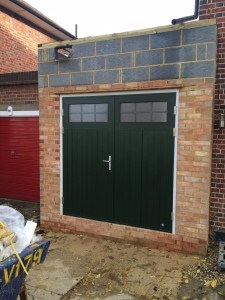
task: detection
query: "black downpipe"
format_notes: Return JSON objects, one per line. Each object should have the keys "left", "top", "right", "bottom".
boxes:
{"left": 171, "top": 0, "right": 199, "bottom": 25}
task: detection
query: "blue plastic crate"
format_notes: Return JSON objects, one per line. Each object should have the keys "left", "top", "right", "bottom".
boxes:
{"left": 0, "top": 239, "right": 50, "bottom": 300}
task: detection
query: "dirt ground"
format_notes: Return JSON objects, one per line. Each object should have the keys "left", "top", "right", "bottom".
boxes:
{"left": 33, "top": 230, "right": 196, "bottom": 299}
{"left": 1, "top": 199, "right": 225, "bottom": 299}
{"left": 28, "top": 230, "right": 225, "bottom": 300}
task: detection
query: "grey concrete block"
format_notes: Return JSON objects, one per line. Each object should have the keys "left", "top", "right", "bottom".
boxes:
{"left": 122, "top": 35, "right": 149, "bottom": 52}
{"left": 95, "top": 70, "right": 119, "bottom": 84}
{"left": 96, "top": 39, "right": 121, "bottom": 55}
{"left": 38, "top": 76, "right": 49, "bottom": 88}
{"left": 59, "top": 59, "right": 81, "bottom": 73}
{"left": 136, "top": 49, "right": 163, "bottom": 66}
{"left": 48, "top": 48, "right": 55, "bottom": 61}
{"left": 39, "top": 62, "right": 58, "bottom": 75}
{"left": 38, "top": 79, "right": 42, "bottom": 88}
{"left": 150, "top": 64, "right": 179, "bottom": 80}
{"left": 38, "top": 50, "right": 42, "bottom": 63}
{"left": 197, "top": 44, "right": 206, "bottom": 60}
{"left": 106, "top": 53, "right": 132, "bottom": 69}
{"left": 207, "top": 43, "right": 217, "bottom": 59}
{"left": 71, "top": 72, "right": 93, "bottom": 85}
{"left": 71, "top": 42, "right": 95, "bottom": 58}
{"left": 151, "top": 30, "right": 180, "bottom": 49}
{"left": 122, "top": 67, "right": 149, "bottom": 82}
{"left": 42, "top": 49, "right": 49, "bottom": 63}
{"left": 49, "top": 44, "right": 94, "bottom": 60}
{"left": 82, "top": 56, "right": 105, "bottom": 71}
{"left": 165, "top": 46, "right": 196, "bottom": 63}
{"left": 49, "top": 74, "right": 70, "bottom": 87}
{"left": 181, "top": 61, "right": 215, "bottom": 78}
{"left": 182, "top": 25, "right": 217, "bottom": 45}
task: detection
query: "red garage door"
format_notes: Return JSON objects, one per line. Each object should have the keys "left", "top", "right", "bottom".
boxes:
{"left": 0, "top": 117, "right": 40, "bottom": 202}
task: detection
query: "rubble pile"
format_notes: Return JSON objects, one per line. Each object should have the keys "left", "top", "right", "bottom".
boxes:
{"left": 0, "top": 205, "right": 38, "bottom": 262}
{"left": 183, "top": 239, "right": 225, "bottom": 288}
{"left": 0, "top": 221, "right": 16, "bottom": 261}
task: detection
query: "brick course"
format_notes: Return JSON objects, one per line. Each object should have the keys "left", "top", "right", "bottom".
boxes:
{"left": 199, "top": 0, "right": 225, "bottom": 232}
{"left": 0, "top": 6, "right": 56, "bottom": 74}
{"left": 0, "top": 84, "right": 38, "bottom": 109}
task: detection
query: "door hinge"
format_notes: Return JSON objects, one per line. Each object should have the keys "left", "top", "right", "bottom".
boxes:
{"left": 62, "top": 197, "right": 64, "bottom": 204}
{"left": 61, "top": 127, "right": 64, "bottom": 134}
{"left": 173, "top": 128, "right": 177, "bottom": 137}
{"left": 171, "top": 212, "right": 174, "bottom": 221}
{"left": 61, "top": 109, "right": 64, "bottom": 116}
{"left": 174, "top": 106, "right": 177, "bottom": 115}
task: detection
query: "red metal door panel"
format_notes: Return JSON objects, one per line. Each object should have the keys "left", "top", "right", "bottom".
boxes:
{"left": 0, "top": 117, "right": 40, "bottom": 202}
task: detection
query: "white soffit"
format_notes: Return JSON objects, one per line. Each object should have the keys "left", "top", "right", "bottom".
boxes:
{"left": 1, "top": 0, "right": 75, "bottom": 40}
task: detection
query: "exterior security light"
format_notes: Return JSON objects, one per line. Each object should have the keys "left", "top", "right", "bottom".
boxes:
{"left": 55, "top": 45, "right": 72, "bottom": 60}
{"left": 7, "top": 106, "right": 13, "bottom": 116}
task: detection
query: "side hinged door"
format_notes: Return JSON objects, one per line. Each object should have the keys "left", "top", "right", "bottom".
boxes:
{"left": 114, "top": 93, "right": 176, "bottom": 232}
{"left": 63, "top": 96, "right": 115, "bottom": 222}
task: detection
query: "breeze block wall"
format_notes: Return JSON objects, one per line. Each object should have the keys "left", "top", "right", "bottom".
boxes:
{"left": 199, "top": 0, "right": 225, "bottom": 232}
{"left": 38, "top": 20, "right": 217, "bottom": 255}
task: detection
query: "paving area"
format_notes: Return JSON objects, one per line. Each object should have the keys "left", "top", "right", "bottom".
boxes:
{"left": 25, "top": 231, "right": 225, "bottom": 300}
{"left": 26, "top": 230, "right": 195, "bottom": 300}
{"left": 1, "top": 199, "right": 225, "bottom": 299}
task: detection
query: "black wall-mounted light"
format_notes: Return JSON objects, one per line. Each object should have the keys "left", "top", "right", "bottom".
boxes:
{"left": 55, "top": 45, "right": 72, "bottom": 60}
{"left": 219, "top": 114, "right": 225, "bottom": 128}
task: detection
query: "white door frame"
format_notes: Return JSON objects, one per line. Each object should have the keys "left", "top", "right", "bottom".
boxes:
{"left": 60, "top": 89, "right": 179, "bottom": 234}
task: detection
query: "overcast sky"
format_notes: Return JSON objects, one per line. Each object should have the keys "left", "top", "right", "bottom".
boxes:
{"left": 26, "top": 0, "right": 196, "bottom": 38}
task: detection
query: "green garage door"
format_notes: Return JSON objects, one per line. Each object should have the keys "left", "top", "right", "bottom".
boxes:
{"left": 63, "top": 93, "right": 176, "bottom": 232}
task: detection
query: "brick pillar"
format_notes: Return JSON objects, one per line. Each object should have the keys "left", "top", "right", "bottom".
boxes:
{"left": 199, "top": 0, "right": 225, "bottom": 231}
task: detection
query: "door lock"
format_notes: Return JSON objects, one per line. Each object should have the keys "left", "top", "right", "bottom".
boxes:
{"left": 102, "top": 155, "right": 111, "bottom": 171}
{"left": 10, "top": 151, "right": 15, "bottom": 157}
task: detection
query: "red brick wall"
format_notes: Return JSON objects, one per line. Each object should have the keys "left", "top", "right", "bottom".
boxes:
{"left": 0, "top": 84, "right": 38, "bottom": 106}
{"left": 0, "top": 7, "right": 56, "bottom": 73}
{"left": 38, "top": 78, "right": 214, "bottom": 255}
{"left": 199, "top": 0, "right": 225, "bottom": 231}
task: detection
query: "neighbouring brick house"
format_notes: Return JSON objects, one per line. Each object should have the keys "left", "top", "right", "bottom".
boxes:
{"left": 199, "top": 0, "right": 225, "bottom": 233}
{"left": 38, "top": 18, "right": 217, "bottom": 255}
{"left": 0, "top": 0, "right": 74, "bottom": 203}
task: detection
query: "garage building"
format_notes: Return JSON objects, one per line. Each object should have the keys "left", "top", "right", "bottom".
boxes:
{"left": 38, "top": 19, "right": 216, "bottom": 254}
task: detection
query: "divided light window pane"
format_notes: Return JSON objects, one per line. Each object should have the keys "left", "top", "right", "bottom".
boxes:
{"left": 120, "top": 102, "right": 167, "bottom": 123}
{"left": 69, "top": 104, "right": 108, "bottom": 123}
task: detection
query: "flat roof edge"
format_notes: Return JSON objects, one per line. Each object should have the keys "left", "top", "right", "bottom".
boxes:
{"left": 38, "top": 19, "right": 216, "bottom": 49}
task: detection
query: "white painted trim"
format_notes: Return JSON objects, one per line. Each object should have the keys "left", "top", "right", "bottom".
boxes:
{"left": 60, "top": 98, "right": 63, "bottom": 215}
{"left": 172, "top": 91, "right": 179, "bottom": 235}
{"left": 60, "top": 89, "right": 179, "bottom": 233}
{"left": 0, "top": 111, "right": 39, "bottom": 117}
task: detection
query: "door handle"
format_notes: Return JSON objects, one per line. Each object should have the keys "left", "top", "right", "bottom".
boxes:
{"left": 102, "top": 155, "right": 111, "bottom": 171}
